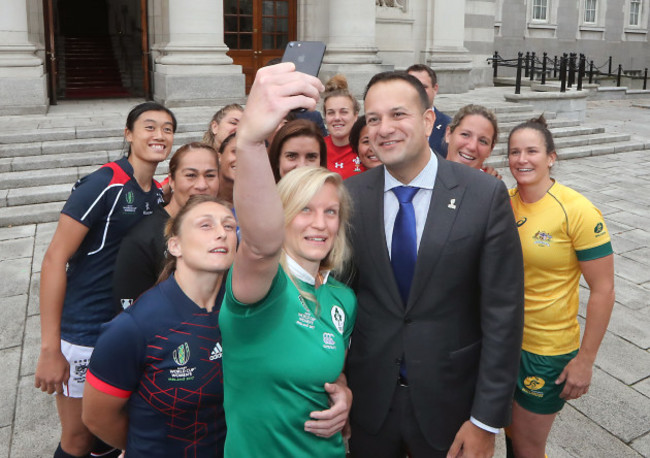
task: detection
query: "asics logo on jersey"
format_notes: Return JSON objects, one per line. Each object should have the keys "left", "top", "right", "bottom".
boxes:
{"left": 516, "top": 217, "right": 527, "bottom": 227}
{"left": 210, "top": 342, "right": 223, "bottom": 360}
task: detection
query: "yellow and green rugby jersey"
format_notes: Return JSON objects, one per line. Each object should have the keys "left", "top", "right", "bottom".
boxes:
{"left": 509, "top": 181, "right": 612, "bottom": 356}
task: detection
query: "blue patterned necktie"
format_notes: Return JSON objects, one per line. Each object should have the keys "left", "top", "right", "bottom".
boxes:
{"left": 391, "top": 186, "right": 419, "bottom": 306}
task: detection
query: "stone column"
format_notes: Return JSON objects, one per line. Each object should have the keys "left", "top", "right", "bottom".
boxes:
{"left": 0, "top": 0, "right": 48, "bottom": 114}
{"left": 423, "top": 0, "right": 472, "bottom": 93}
{"left": 153, "top": 0, "right": 245, "bottom": 107}
{"left": 319, "top": 0, "right": 392, "bottom": 97}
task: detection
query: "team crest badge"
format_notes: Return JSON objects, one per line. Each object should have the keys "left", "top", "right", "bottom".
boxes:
{"left": 523, "top": 376, "right": 545, "bottom": 391}
{"left": 331, "top": 305, "right": 345, "bottom": 335}
{"left": 173, "top": 342, "right": 191, "bottom": 366}
{"left": 533, "top": 230, "right": 552, "bottom": 247}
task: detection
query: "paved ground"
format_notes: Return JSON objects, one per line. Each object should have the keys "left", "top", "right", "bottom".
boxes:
{"left": 1, "top": 90, "right": 649, "bottom": 457}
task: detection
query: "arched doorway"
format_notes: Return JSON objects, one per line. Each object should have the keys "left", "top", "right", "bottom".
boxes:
{"left": 224, "top": 0, "right": 297, "bottom": 93}
{"left": 43, "top": 0, "right": 150, "bottom": 101}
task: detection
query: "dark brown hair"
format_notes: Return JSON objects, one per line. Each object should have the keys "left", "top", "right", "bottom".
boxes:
{"left": 168, "top": 142, "right": 220, "bottom": 179}
{"left": 406, "top": 64, "right": 438, "bottom": 87}
{"left": 507, "top": 114, "right": 556, "bottom": 156}
{"left": 349, "top": 115, "right": 367, "bottom": 155}
{"left": 157, "top": 195, "right": 233, "bottom": 284}
{"left": 268, "top": 119, "right": 327, "bottom": 182}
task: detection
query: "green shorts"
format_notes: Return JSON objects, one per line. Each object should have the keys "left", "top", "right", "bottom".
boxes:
{"left": 514, "top": 349, "right": 579, "bottom": 415}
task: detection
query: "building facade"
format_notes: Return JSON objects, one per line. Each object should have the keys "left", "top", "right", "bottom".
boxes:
{"left": 495, "top": 0, "right": 650, "bottom": 82}
{"left": 1, "top": 0, "right": 647, "bottom": 115}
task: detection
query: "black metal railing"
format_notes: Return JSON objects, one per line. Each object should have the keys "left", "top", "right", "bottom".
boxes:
{"left": 488, "top": 51, "right": 649, "bottom": 93}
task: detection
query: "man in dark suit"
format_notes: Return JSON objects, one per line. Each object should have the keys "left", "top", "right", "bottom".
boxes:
{"left": 407, "top": 64, "right": 452, "bottom": 158}
{"left": 344, "top": 71, "right": 524, "bottom": 457}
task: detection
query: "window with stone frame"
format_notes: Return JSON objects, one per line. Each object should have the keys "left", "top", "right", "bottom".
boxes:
{"left": 584, "top": 0, "right": 597, "bottom": 23}
{"left": 532, "top": 0, "right": 549, "bottom": 21}
{"left": 629, "top": 0, "right": 642, "bottom": 25}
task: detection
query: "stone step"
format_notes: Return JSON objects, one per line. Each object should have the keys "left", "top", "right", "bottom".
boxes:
{"left": 0, "top": 131, "right": 203, "bottom": 159}
{"left": 0, "top": 162, "right": 171, "bottom": 190}
{"left": 0, "top": 201, "right": 64, "bottom": 227}
{"left": 498, "top": 118, "right": 580, "bottom": 131}
{"left": 491, "top": 132, "right": 631, "bottom": 156}
{"left": 496, "top": 125, "right": 605, "bottom": 143}
{"left": 0, "top": 121, "right": 207, "bottom": 145}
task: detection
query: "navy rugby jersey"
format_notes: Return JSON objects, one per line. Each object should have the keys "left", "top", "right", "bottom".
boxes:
{"left": 60, "top": 157, "right": 162, "bottom": 346}
{"left": 87, "top": 276, "right": 227, "bottom": 458}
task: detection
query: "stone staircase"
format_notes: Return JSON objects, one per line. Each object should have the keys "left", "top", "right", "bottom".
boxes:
{"left": 0, "top": 97, "right": 648, "bottom": 227}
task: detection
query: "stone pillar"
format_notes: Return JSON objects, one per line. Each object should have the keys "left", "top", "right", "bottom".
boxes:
{"left": 0, "top": 0, "right": 48, "bottom": 114}
{"left": 319, "top": 0, "right": 392, "bottom": 97}
{"left": 424, "top": 0, "right": 472, "bottom": 93}
{"left": 153, "top": 0, "right": 245, "bottom": 107}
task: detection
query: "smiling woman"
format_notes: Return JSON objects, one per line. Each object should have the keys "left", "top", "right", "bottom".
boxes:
{"left": 219, "top": 63, "right": 356, "bottom": 458}
{"left": 323, "top": 74, "right": 364, "bottom": 179}
{"left": 112, "top": 142, "right": 221, "bottom": 311}
{"left": 444, "top": 104, "right": 498, "bottom": 172}
{"left": 34, "top": 102, "right": 177, "bottom": 458}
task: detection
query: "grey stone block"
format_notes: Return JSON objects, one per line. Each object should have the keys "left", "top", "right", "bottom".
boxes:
{"left": 615, "top": 256, "right": 650, "bottom": 284}
{"left": 0, "top": 347, "right": 20, "bottom": 427}
{"left": 569, "top": 367, "right": 650, "bottom": 443}
{"left": 20, "top": 316, "right": 40, "bottom": 378}
{"left": 608, "top": 211, "right": 650, "bottom": 232}
{"left": 622, "top": 247, "right": 650, "bottom": 266}
{"left": 0, "top": 168, "right": 78, "bottom": 189}
{"left": 614, "top": 275, "right": 650, "bottom": 311}
{"left": 548, "top": 405, "right": 642, "bottom": 458}
{"left": 0, "top": 258, "right": 31, "bottom": 298}
{"left": 631, "top": 433, "right": 650, "bottom": 458}
{"left": 0, "top": 238, "right": 33, "bottom": 260}
{"left": 0, "top": 426, "right": 9, "bottom": 458}
{"left": 40, "top": 137, "right": 123, "bottom": 156}
{"left": 0, "top": 128, "right": 76, "bottom": 145}
{"left": 11, "top": 151, "right": 109, "bottom": 172}
{"left": 6, "top": 183, "right": 71, "bottom": 207}
{"left": 0, "top": 159, "right": 11, "bottom": 173}
{"left": 0, "top": 142, "right": 41, "bottom": 159}
{"left": 0, "top": 295, "right": 27, "bottom": 348}
{"left": 0, "top": 202, "right": 64, "bottom": 227}
{"left": 604, "top": 302, "right": 650, "bottom": 350}
{"left": 632, "top": 377, "right": 650, "bottom": 398}
{"left": 0, "top": 225, "right": 35, "bottom": 242}
{"left": 0, "top": 190, "right": 6, "bottom": 208}
{"left": 11, "top": 376, "right": 60, "bottom": 458}
{"left": 611, "top": 232, "right": 646, "bottom": 254}
{"left": 590, "top": 329, "right": 650, "bottom": 385}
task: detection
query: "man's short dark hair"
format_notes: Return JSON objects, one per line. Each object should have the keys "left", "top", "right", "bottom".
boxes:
{"left": 364, "top": 71, "right": 430, "bottom": 112}
{"left": 406, "top": 64, "right": 438, "bottom": 87}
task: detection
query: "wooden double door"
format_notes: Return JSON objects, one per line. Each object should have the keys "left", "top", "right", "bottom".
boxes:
{"left": 225, "top": 0, "right": 297, "bottom": 93}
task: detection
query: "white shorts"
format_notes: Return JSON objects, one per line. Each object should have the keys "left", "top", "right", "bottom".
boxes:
{"left": 60, "top": 339, "right": 94, "bottom": 398}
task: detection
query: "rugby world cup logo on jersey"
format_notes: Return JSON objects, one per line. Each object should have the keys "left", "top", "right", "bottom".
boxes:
{"left": 169, "top": 342, "right": 196, "bottom": 382}
{"left": 173, "top": 342, "right": 190, "bottom": 366}
{"left": 533, "top": 230, "right": 552, "bottom": 247}
{"left": 122, "top": 190, "right": 138, "bottom": 214}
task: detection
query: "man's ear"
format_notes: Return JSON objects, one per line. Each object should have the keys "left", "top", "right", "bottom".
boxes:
{"left": 167, "top": 236, "right": 181, "bottom": 258}
{"left": 424, "top": 108, "right": 436, "bottom": 137}
{"left": 433, "top": 83, "right": 439, "bottom": 98}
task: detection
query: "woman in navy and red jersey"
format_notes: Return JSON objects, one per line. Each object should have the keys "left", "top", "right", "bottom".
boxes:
{"left": 444, "top": 104, "right": 503, "bottom": 179}
{"left": 34, "top": 102, "right": 176, "bottom": 458}
{"left": 83, "top": 195, "right": 237, "bottom": 457}
{"left": 323, "top": 74, "right": 365, "bottom": 179}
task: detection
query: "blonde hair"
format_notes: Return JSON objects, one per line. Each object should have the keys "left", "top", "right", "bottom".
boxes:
{"left": 201, "top": 104, "right": 244, "bottom": 148}
{"left": 323, "top": 74, "right": 360, "bottom": 115}
{"left": 276, "top": 167, "right": 352, "bottom": 313}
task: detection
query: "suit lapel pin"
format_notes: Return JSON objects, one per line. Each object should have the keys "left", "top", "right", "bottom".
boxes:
{"left": 448, "top": 198, "right": 457, "bottom": 210}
